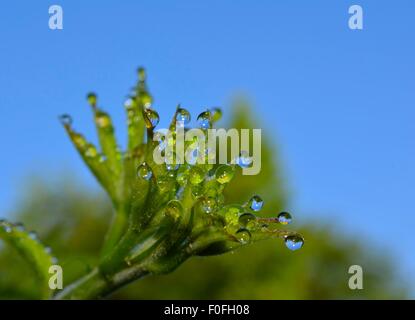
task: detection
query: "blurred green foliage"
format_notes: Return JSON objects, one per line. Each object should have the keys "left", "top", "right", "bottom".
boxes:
{"left": 0, "top": 106, "right": 406, "bottom": 299}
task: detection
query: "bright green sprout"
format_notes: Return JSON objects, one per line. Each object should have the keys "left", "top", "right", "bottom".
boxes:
{"left": 0, "top": 68, "right": 304, "bottom": 299}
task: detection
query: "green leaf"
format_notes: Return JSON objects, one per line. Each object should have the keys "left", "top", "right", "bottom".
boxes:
{"left": 0, "top": 219, "right": 56, "bottom": 299}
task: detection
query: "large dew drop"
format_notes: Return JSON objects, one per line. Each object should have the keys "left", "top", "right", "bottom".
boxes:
{"left": 201, "top": 197, "right": 216, "bottom": 214}
{"left": 197, "top": 110, "right": 212, "bottom": 129}
{"left": 137, "top": 162, "right": 153, "bottom": 180}
{"left": 238, "top": 213, "right": 256, "bottom": 227}
{"left": 284, "top": 235, "right": 304, "bottom": 251}
{"left": 215, "top": 165, "right": 235, "bottom": 184}
{"left": 277, "top": 212, "right": 292, "bottom": 225}
{"left": 176, "top": 108, "right": 191, "bottom": 125}
{"left": 143, "top": 109, "right": 160, "bottom": 128}
{"left": 236, "top": 228, "right": 251, "bottom": 244}
{"left": 189, "top": 166, "right": 205, "bottom": 185}
{"left": 87, "top": 92, "right": 97, "bottom": 108}
{"left": 248, "top": 195, "right": 263, "bottom": 212}
{"left": 237, "top": 151, "right": 253, "bottom": 168}
{"left": 59, "top": 114, "right": 73, "bottom": 127}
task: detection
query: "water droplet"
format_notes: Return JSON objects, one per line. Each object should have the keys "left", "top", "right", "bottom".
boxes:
{"left": 189, "top": 166, "right": 205, "bottom": 185}
{"left": 28, "top": 231, "right": 38, "bottom": 240}
{"left": 210, "top": 107, "right": 222, "bottom": 122}
{"left": 191, "top": 185, "right": 203, "bottom": 198}
{"left": 59, "top": 114, "right": 73, "bottom": 127}
{"left": 176, "top": 108, "right": 191, "bottom": 125}
{"left": 215, "top": 165, "right": 235, "bottom": 184}
{"left": 87, "top": 92, "right": 97, "bottom": 107}
{"left": 124, "top": 97, "right": 135, "bottom": 109}
{"left": 137, "top": 162, "right": 153, "bottom": 180}
{"left": 72, "top": 133, "right": 87, "bottom": 149}
{"left": 277, "top": 212, "right": 292, "bottom": 225}
{"left": 95, "top": 112, "right": 111, "bottom": 129}
{"left": 137, "top": 67, "right": 146, "bottom": 81}
{"left": 44, "top": 246, "right": 52, "bottom": 254}
{"left": 236, "top": 228, "right": 251, "bottom": 244}
{"left": 248, "top": 195, "right": 263, "bottom": 212}
{"left": 165, "top": 151, "right": 180, "bottom": 171}
{"left": 165, "top": 200, "right": 183, "bottom": 221}
{"left": 197, "top": 110, "right": 212, "bottom": 129}
{"left": 85, "top": 144, "right": 98, "bottom": 158}
{"left": 14, "top": 223, "right": 25, "bottom": 231}
{"left": 284, "top": 235, "right": 304, "bottom": 251}
{"left": 222, "top": 205, "right": 243, "bottom": 224}
{"left": 143, "top": 109, "right": 160, "bottom": 128}
{"left": 237, "top": 151, "right": 253, "bottom": 168}
{"left": 201, "top": 197, "right": 216, "bottom": 214}
{"left": 1, "top": 224, "right": 12, "bottom": 233}
{"left": 238, "top": 213, "right": 256, "bottom": 227}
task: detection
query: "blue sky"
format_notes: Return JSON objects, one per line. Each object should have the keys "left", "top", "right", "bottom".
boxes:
{"left": 0, "top": 1, "right": 414, "bottom": 295}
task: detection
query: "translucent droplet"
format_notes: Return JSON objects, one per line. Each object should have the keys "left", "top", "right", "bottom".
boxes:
{"left": 201, "top": 197, "right": 216, "bottom": 214}
{"left": 238, "top": 213, "right": 256, "bottom": 227}
{"left": 176, "top": 108, "right": 191, "bottom": 125}
{"left": 284, "top": 235, "right": 304, "bottom": 251}
{"left": 14, "top": 223, "right": 25, "bottom": 231}
{"left": 59, "top": 114, "right": 73, "bottom": 127}
{"left": 191, "top": 185, "right": 203, "bottom": 198}
{"left": 215, "top": 165, "right": 235, "bottom": 184}
{"left": 210, "top": 107, "right": 222, "bottom": 122}
{"left": 124, "top": 97, "right": 135, "bottom": 109}
{"left": 28, "top": 231, "right": 38, "bottom": 240}
{"left": 165, "top": 200, "right": 183, "bottom": 221}
{"left": 44, "top": 246, "right": 52, "bottom": 254}
{"left": 248, "top": 195, "right": 263, "bottom": 212}
{"left": 143, "top": 109, "right": 160, "bottom": 128}
{"left": 197, "top": 110, "right": 212, "bottom": 129}
{"left": 165, "top": 151, "right": 180, "bottom": 171}
{"left": 189, "top": 166, "right": 205, "bottom": 185}
{"left": 95, "top": 112, "right": 111, "bottom": 129}
{"left": 72, "top": 133, "right": 87, "bottom": 149}
{"left": 87, "top": 92, "right": 97, "bottom": 107}
{"left": 277, "top": 212, "right": 292, "bottom": 225}
{"left": 85, "top": 144, "right": 98, "bottom": 158}
{"left": 137, "top": 67, "right": 146, "bottom": 81}
{"left": 137, "top": 162, "right": 153, "bottom": 180}
{"left": 236, "top": 228, "right": 251, "bottom": 244}
{"left": 237, "top": 151, "right": 253, "bottom": 168}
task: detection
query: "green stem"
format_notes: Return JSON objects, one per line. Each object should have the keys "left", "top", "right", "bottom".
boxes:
{"left": 54, "top": 266, "right": 148, "bottom": 300}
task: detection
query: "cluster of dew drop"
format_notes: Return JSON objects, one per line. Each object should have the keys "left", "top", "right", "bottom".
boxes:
{"left": 59, "top": 67, "right": 304, "bottom": 252}
{"left": 0, "top": 219, "right": 58, "bottom": 263}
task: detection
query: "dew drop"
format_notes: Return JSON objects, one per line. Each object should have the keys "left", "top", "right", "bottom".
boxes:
{"left": 176, "top": 108, "right": 191, "bottom": 125}
{"left": 59, "top": 114, "right": 73, "bottom": 127}
{"left": 95, "top": 112, "right": 111, "bottom": 129}
{"left": 137, "top": 162, "right": 153, "bottom": 180}
{"left": 248, "top": 195, "right": 263, "bottom": 212}
{"left": 238, "top": 213, "right": 256, "bottom": 227}
{"left": 137, "top": 67, "right": 146, "bottom": 81}
{"left": 165, "top": 200, "right": 183, "bottom": 221}
{"left": 277, "top": 212, "right": 292, "bottom": 225}
{"left": 201, "top": 197, "right": 217, "bottom": 214}
{"left": 28, "top": 231, "right": 38, "bottom": 240}
{"left": 210, "top": 107, "right": 222, "bottom": 122}
{"left": 14, "top": 223, "right": 25, "bottom": 231}
{"left": 191, "top": 185, "right": 203, "bottom": 199}
{"left": 189, "top": 166, "right": 205, "bottom": 185}
{"left": 284, "top": 235, "right": 304, "bottom": 251}
{"left": 87, "top": 92, "right": 97, "bottom": 107}
{"left": 215, "top": 165, "right": 235, "bottom": 184}
{"left": 236, "top": 228, "right": 251, "bottom": 244}
{"left": 237, "top": 150, "right": 253, "bottom": 168}
{"left": 197, "top": 110, "right": 212, "bottom": 129}
{"left": 85, "top": 144, "right": 98, "bottom": 158}
{"left": 143, "top": 109, "right": 160, "bottom": 128}
{"left": 44, "top": 246, "right": 52, "bottom": 254}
